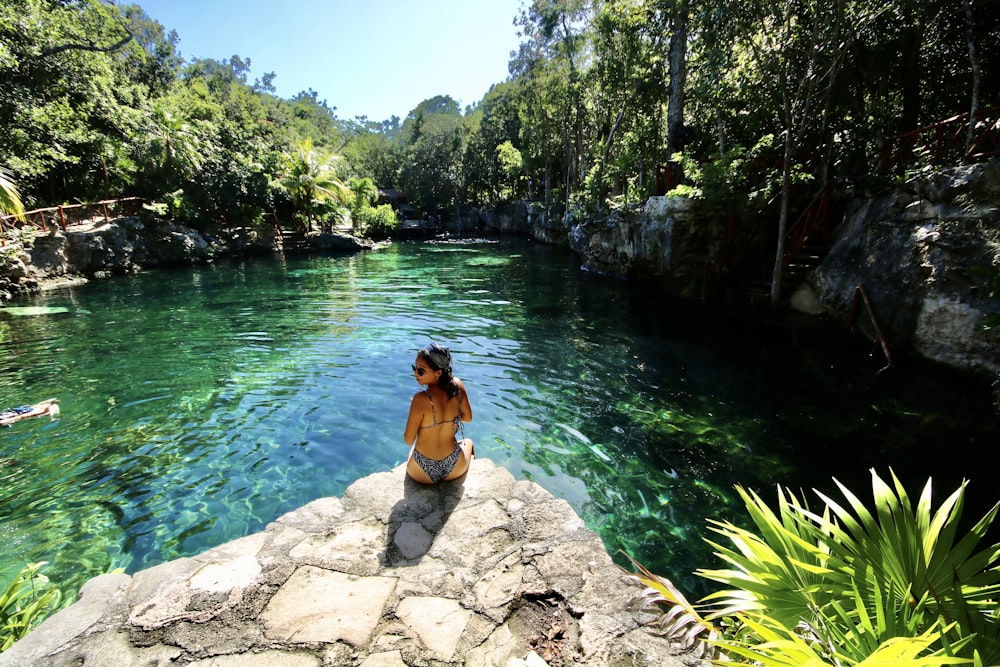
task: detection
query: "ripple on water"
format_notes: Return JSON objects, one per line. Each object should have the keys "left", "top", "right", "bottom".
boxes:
{"left": 0, "top": 243, "right": 996, "bottom": 601}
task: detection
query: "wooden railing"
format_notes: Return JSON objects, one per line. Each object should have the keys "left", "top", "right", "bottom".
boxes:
{"left": 784, "top": 185, "right": 835, "bottom": 261}
{"left": 0, "top": 197, "right": 144, "bottom": 241}
{"left": 848, "top": 284, "right": 893, "bottom": 374}
{"left": 879, "top": 106, "right": 1000, "bottom": 172}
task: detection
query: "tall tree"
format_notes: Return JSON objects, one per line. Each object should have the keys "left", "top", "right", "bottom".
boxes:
{"left": 665, "top": 0, "right": 689, "bottom": 158}
{"left": 963, "top": 0, "right": 981, "bottom": 158}
{"left": 461, "top": 81, "right": 524, "bottom": 204}
{"left": 588, "top": 0, "right": 668, "bottom": 203}
{"left": 141, "top": 104, "right": 205, "bottom": 194}
{"left": 398, "top": 96, "right": 467, "bottom": 215}
{"left": 514, "top": 0, "right": 592, "bottom": 212}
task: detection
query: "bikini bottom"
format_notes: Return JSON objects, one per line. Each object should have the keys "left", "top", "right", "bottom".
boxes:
{"left": 411, "top": 442, "right": 463, "bottom": 483}
{"left": 0, "top": 406, "right": 32, "bottom": 420}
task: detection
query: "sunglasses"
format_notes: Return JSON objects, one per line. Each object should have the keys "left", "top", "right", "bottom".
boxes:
{"left": 411, "top": 364, "right": 428, "bottom": 377}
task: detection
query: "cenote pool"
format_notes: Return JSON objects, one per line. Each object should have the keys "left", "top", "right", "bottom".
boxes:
{"left": 1, "top": 239, "right": 997, "bottom": 600}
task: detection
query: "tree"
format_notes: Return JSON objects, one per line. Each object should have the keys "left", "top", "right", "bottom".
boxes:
{"left": 348, "top": 176, "right": 378, "bottom": 231}
{"left": 514, "top": 0, "right": 593, "bottom": 212}
{"left": 587, "top": 0, "right": 668, "bottom": 204}
{"left": 141, "top": 104, "right": 205, "bottom": 195}
{"left": 349, "top": 177, "right": 377, "bottom": 214}
{"left": 342, "top": 128, "right": 403, "bottom": 191}
{"left": 496, "top": 141, "right": 524, "bottom": 199}
{"left": 280, "top": 138, "right": 350, "bottom": 232}
{"left": 665, "top": 0, "right": 689, "bottom": 158}
{"left": 461, "top": 82, "right": 524, "bottom": 204}
{"left": 962, "top": 0, "right": 981, "bottom": 158}
{"left": 398, "top": 96, "right": 468, "bottom": 215}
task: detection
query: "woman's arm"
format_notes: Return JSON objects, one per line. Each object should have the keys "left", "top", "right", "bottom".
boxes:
{"left": 403, "top": 392, "right": 427, "bottom": 445}
{"left": 457, "top": 379, "right": 473, "bottom": 423}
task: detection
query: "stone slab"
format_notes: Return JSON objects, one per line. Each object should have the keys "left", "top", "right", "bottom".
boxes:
{"left": 395, "top": 596, "right": 472, "bottom": 661}
{"left": 261, "top": 566, "right": 397, "bottom": 647}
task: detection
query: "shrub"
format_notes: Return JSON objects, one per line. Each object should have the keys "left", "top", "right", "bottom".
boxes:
{"left": 624, "top": 469, "right": 1000, "bottom": 665}
{"left": 355, "top": 204, "right": 399, "bottom": 240}
{"left": 0, "top": 562, "right": 61, "bottom": 652}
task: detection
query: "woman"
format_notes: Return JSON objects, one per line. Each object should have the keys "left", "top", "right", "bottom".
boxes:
{"left": 404, "top": 343, "right": 474, "bottom": 484}
{"left": 0, "top": 398, "right": 59, "bottom": 426}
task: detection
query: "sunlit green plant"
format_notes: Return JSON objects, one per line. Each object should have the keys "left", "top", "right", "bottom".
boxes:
{"left": 0, "top": 165, "right": 26, "bottom": 223}
{"left": 356, "top": 204, "right": 399, "bottom": 240}
{"left": 624, "top": 469, "right": 1000, "bottom": 665}
{"left": 0, "top": 562, "right": 61, "bottom": 652}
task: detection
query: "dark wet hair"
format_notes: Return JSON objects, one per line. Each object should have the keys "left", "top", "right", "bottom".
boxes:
{"left": 418, "top": 342, "right": 461, "bottom": 399}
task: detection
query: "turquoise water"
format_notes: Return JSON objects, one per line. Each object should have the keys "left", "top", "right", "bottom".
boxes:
{"left": 1, "top": 239, "right": 996, "bottom": 599}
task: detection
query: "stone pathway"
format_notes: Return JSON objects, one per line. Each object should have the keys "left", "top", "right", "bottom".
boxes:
{"left": 0, "top": 459, "right": 701, "bottom": 667}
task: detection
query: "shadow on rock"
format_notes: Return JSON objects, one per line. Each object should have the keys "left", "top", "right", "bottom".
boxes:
{"left": 382, "top": 470, "right": 466, "bottom": 566}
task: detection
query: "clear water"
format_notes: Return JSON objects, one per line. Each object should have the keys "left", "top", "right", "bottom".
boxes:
{"left": 1, "top": 239, "right": 996, "bottom": 600}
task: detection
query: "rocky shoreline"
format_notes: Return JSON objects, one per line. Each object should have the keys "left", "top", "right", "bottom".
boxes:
{"left": 0, "top": 459, "right": 700, "bottom": 667}
{"left": 4, "top": 168, "right": 999, "bottom": 387}
{"left": 0, "top": 217, "right": 373, "bottom": 305}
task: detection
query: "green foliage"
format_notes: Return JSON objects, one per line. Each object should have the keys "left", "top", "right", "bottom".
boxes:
{"left": 348, "top": 177, "right": 378, "bottom": 218}
{"left": 0, "top": 562, "right": 61, "bottom": 652}
{"left": 668, "top": 134, "right": 789, "bottom": 214}
{"left": 625, "top": 470, "right": 1000, "bottom": 665}
{"left": 142, "top": 189, "right": 189, "bottom": 222}
{"left": 279, "top": 138, "right": 350, "bottom": 232}
{"left": 496, "top": 140, "right": 523, "bottom": 198}
{"left": 397, "top": 96, "right": 467, "bottom": 215}
{"left": 355, "top": 204, "right": 399, "bottom": 240}
{"left": 0, "top": 0, "right": 996, "bottom": 234}
{"left": 0, "top": 165, "right": 25, "bottom": 222}
{"left": 968, "top": 265, "right": 1000, "bottom": 332}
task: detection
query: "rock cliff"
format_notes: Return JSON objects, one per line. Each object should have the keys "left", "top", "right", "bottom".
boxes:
{"left": 804, "top": 163, "right": 1000, "bottom": 380}
{"left": 562, "top": 164, "right": 1000, "bottom": 383}
{"left": 0, "top": 218, "right": 371, "bottom": 303}
{"left": 0, "top": 460, "right": 697, "bottom": 667}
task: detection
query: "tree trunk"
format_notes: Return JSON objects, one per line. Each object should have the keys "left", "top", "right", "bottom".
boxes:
{"left": 964, "top": 0, "right": 981, "bottom": 159}
{"left": 716, "top": 110, "right": 726, "bottom": 156}
{"left": 899, "top": 6, "right": 921, "bottom": 133}
{"left": 771, "top": 127, "right": 794, "bottom": 306}
{"left": 666, "top": 0, "right": 689, "bottom": 157}
{"left": 544, "top": 160, "right": 552, "bottom": 208}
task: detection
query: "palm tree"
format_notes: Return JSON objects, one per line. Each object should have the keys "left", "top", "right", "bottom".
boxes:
{"left": 348, "top": 177, "right": 378, "bottom": 230}
{"left": 280, "top": 138, "right": 350, "bottom": 232}
{"left": 143, "top": 105, "right": 205, "bottom": 194}
{"left": 0, "top": 165, "right": 26, "bottom": 231}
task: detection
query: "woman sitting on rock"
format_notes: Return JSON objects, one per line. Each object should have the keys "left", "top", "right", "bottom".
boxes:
{"left": 403, "top": 343, "right": 474, "bottom": 484}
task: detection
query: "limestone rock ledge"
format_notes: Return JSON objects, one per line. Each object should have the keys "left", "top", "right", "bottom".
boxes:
{"left": 0, "top": 459, "right": 700, "bottom": 667}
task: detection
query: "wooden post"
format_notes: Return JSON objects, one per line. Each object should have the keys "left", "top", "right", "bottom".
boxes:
{"left": 58, "top": 206, "right": 67, "bottom": 231}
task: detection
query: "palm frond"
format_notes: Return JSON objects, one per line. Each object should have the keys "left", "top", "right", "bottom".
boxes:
{"left": 0, "top": 165, "right": 26, "bottom": 223}
{"left": 696, "top": 485, "right": 849, "bottom": 629}
{"left": 618, "top": 551, "right": 718, "bottom": 656}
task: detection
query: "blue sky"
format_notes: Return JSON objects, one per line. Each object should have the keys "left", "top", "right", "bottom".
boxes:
{"left": 137, "top": 0, "right": 525, "bottom": 122}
